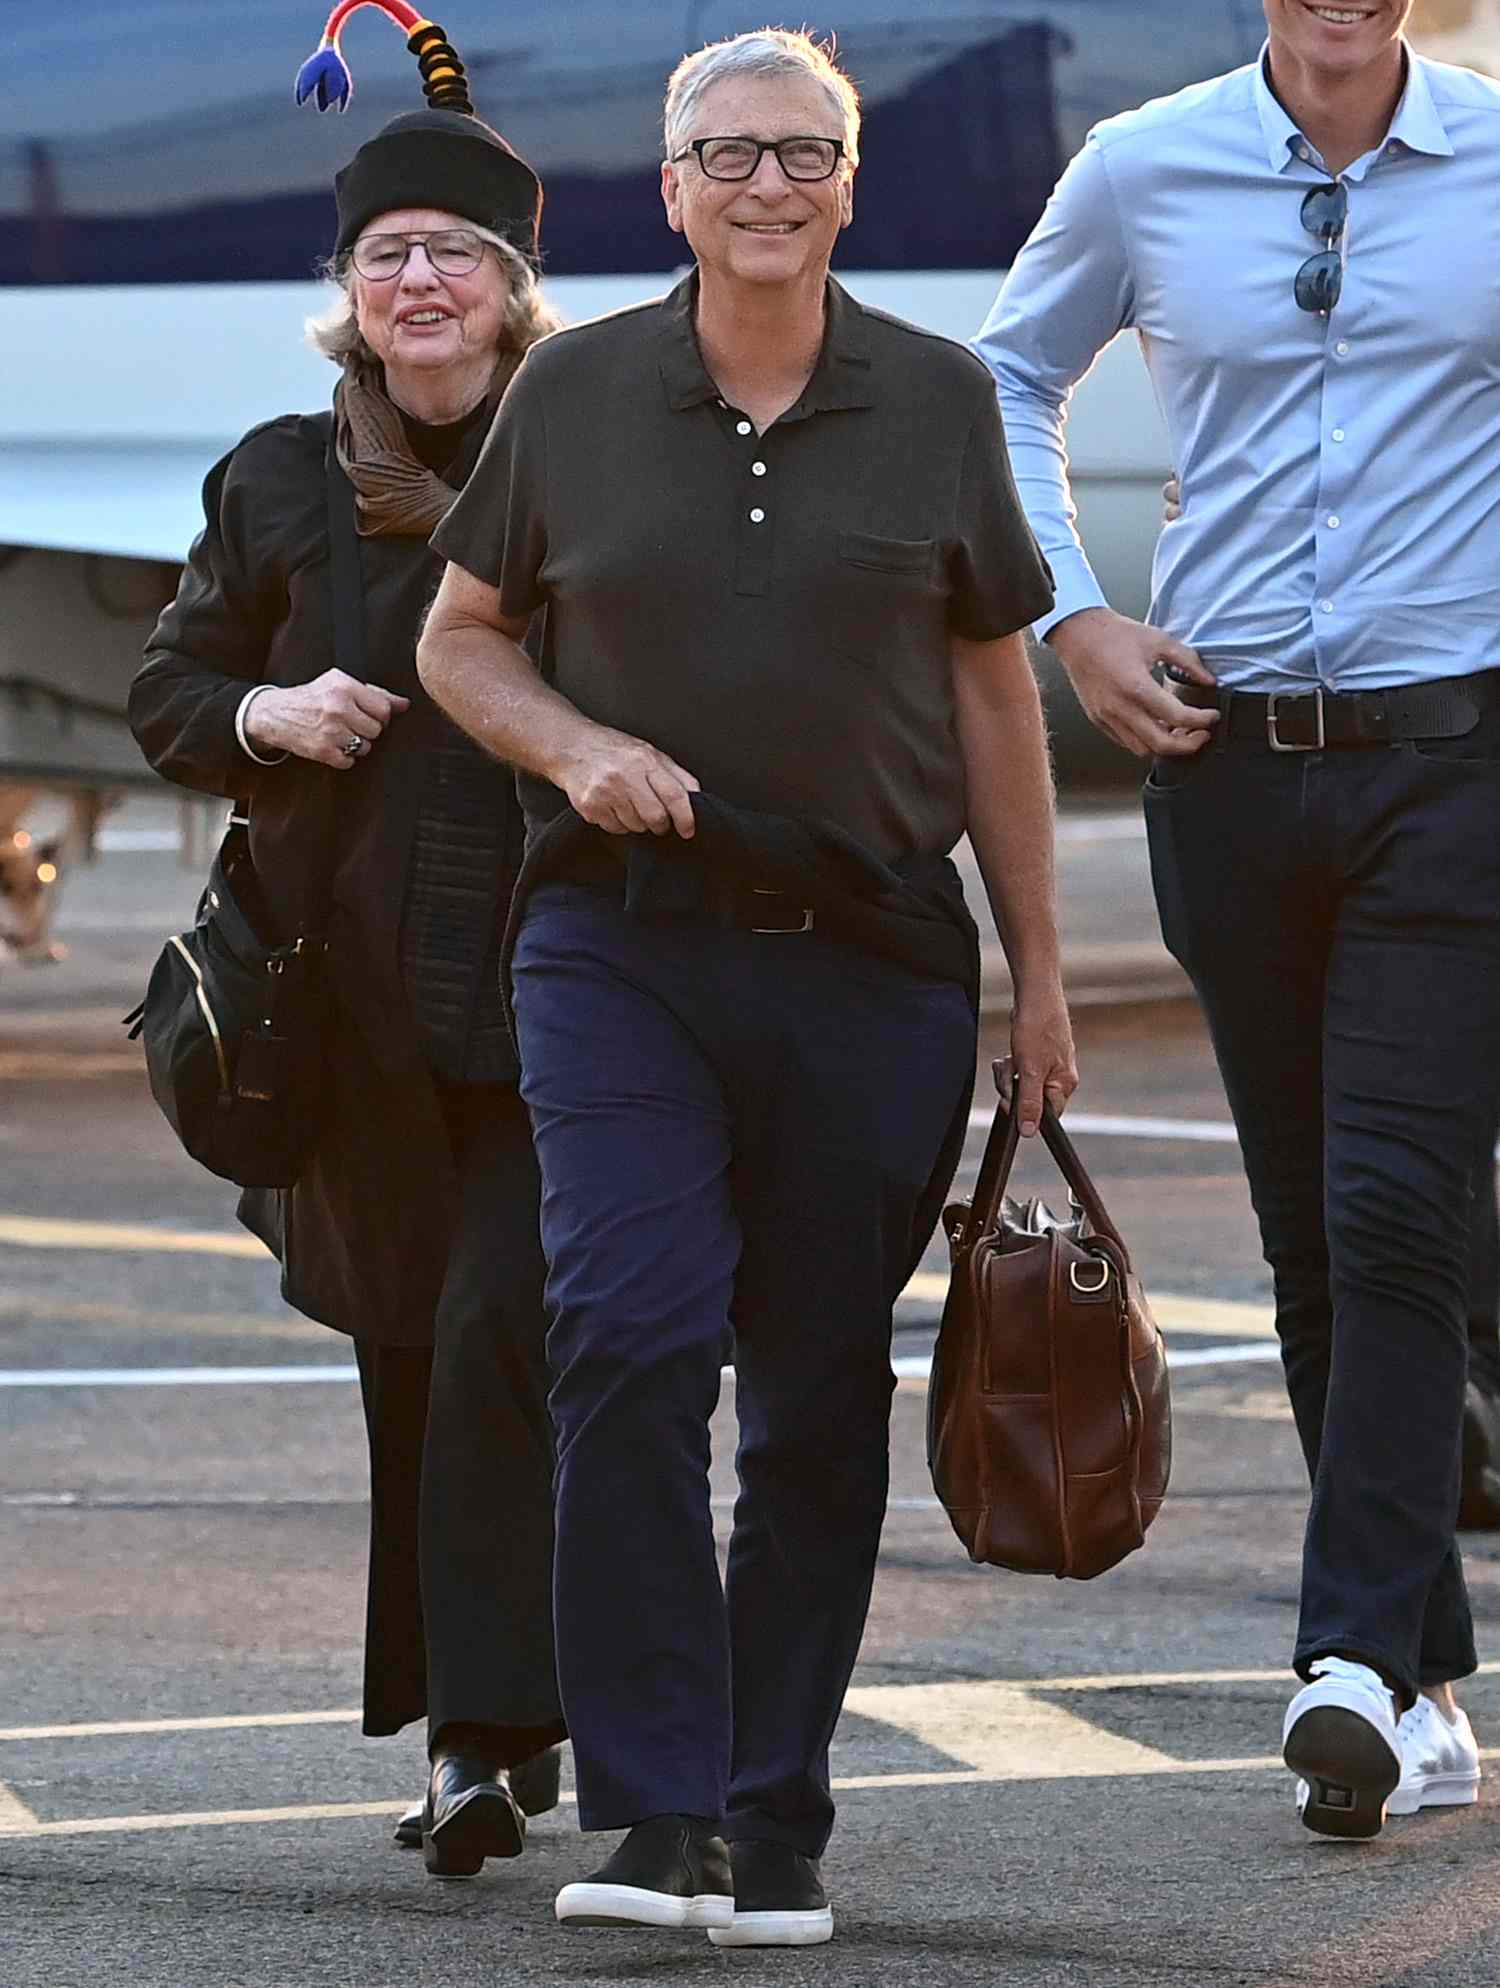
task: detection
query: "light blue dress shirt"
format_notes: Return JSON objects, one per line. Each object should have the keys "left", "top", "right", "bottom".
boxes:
{"left": 975, "top": 45, "right": 1500, "bottom": 692}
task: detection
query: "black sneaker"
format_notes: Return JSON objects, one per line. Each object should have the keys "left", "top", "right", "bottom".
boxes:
{"left": 555, "top": 1814, "right": 733, "bottom": 1930}
{"left": 708, "top": 1840, "right": 833, "bottom": 1948}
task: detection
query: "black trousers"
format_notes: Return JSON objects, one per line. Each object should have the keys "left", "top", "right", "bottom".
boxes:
{"left": 355, "top": 1082, "right": 564, "bottom": 1760}
{"left": 1145, "top": 716, "right": 1500, "bottom": 1700}
{"left": 511, "top": 886, "right": 976, "bottom": 1854}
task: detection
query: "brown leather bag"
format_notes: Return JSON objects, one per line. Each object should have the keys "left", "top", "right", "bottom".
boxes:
{"left": 927, "top": 1060, "right": 1171, "bottom": 1579}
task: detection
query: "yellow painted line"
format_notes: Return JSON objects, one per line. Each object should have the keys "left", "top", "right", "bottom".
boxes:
{"left": 0, "top": 1216, "right": 268, "bottom": 1259}
{"left": 0, "top": 1782, "right": 39, "bottom": 1831}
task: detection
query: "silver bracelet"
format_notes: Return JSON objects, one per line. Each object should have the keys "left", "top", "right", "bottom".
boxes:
{"left": 235, "top": 685, "right": 289, "bottom": 767}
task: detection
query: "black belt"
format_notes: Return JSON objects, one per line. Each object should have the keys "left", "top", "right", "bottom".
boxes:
{"left": 556, "top": 861, "right": 816, "bottom": 935}
{"left": 1177, "top": 669, "right": 1500, "bottom": 751}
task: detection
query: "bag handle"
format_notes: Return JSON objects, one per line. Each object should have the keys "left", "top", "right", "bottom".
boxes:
{"left": 290, "top": 438, "right": 369, "bottom": 940}
{"left": 956, "top": 1059, "right": 1128, "bottom": 1261}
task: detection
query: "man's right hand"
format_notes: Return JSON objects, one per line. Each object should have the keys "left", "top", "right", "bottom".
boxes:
{"left": 1048, "top": 607, "right": 1218, "bottom": 759}
{"left": 556, "top": 727, "right": 701, "bottom": 837}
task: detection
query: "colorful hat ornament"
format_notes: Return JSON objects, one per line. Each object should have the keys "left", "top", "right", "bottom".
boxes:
{"left": 295, "top": 1, "right": 473, "bottom": 116}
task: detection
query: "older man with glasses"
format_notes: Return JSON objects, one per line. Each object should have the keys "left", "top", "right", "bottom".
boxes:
{"left": 978, "top": 0, "right": 1500, "bottom": 1842}
{"left": 419, "top": 25, "right": 1069, "bottom": 1946}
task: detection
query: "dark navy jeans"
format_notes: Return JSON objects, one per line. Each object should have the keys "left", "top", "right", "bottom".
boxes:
{"left": 511, "top": 884, "right": 976, "bottom": 1853}
{"left": 1145, "top": 713, "right": 1500, "bottom": 1700}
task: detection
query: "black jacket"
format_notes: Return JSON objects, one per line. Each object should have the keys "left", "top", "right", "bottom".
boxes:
{"left": 130, "top": 409, "right": 520, "bottom": 1344}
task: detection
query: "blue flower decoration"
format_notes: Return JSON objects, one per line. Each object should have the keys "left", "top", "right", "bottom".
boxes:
{"left": 295, "top": 45, "right": 353, "bottom": 113}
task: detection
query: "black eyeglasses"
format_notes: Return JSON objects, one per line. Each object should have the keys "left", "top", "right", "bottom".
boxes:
{"left": 1295, "top": 181, "right": 1347, "bottom": 316}
{"left": 350, "top": 228, "right": 492, "bottom": 280}
{"left": 670, "top": 136, "right": 845, "bottom": 182}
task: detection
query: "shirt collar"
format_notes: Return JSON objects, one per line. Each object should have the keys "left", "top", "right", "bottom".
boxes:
{"left": 658, "top": 269, "right": 874, "bottom": 418}
{"left": 1252, "top": 39, "right": 1455, "bottom": 177}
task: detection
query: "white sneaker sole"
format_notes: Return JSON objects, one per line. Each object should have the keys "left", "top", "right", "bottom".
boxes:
{"left": 708, "top": 1908, "right": 835, "bottom": 1948}
{"left": 1387, "top": 1771, "right": 1481, "bottom": 1817}
{"left": 555, "top": 1882, "right": 734, "bottom": 1930}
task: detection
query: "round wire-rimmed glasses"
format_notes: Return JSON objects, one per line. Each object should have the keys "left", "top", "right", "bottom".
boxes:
{"left": 670, "top": 136, "right": 845, "bottom": 182}
{"left": 350, "top": 228, "right": 492, "bottom": 280}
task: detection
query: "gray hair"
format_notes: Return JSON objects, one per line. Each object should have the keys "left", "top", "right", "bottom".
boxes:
{"left": 663, "top": 29, "right": 860, "bottom": 167}
{"left": 305, "top": 225, "right": 561, "bottom": 367}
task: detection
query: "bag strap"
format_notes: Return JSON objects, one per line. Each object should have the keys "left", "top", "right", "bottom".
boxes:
{"left": 957, "top": 1058, "right": 1129, "bottom": 1261}
{"left": 952, "top": 1058, "right": 1024, "bottom": 1253}
{"left": 291, "top": 436, "right": 369, "bottom": 939}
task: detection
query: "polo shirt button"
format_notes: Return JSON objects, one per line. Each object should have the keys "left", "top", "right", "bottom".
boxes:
{"left": 736, "top": 420, "right": 752, "bottom": 436}
{"left": 1320, "top": 599, "right": 1334, "bottom": 614}
{"left": 1327, "top": 514, "right": 1340, "bottom": 529}
{"left": 1335, "top": 340, "right": 1350, "bottom": 357}
{"left": 1332, "top": 428, "right": 1345, "bottom": 442}
{"left": 751, "top": 461, "right": 767, "bottom": 476}
{"left": 749, "top": 508, "right": 766, "bottom": 524}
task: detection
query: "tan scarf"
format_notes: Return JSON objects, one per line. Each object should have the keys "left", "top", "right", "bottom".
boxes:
{"left": 333, "top": 350, "right": 521, "bottom": 538}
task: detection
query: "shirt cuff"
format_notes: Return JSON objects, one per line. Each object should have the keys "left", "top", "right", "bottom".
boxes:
{"left": 235, "top": 685, "right": 288, "bottom": 766}
{"left": 1031, "top": 548, "right": 1110, "bottom": 644}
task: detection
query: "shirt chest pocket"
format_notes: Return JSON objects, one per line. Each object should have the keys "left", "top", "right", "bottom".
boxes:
{"left": 839, "top": 531, "right": 938, "bottom": 582}
{"left": 832, "top": 533, "right": 944, "bottom": 676}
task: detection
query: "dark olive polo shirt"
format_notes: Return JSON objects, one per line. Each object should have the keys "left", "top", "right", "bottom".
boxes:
{"left": 432, "top": 273, "right": 1054, "bottom": 865}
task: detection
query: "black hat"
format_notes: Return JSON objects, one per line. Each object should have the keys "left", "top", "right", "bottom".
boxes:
{"left": 295, "top": 4, "right": 542, "bottom": 261}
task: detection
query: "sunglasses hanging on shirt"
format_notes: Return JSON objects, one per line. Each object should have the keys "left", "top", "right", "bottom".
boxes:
{"left": 1295, "top": 180, "right": 1347, "bottom": 317}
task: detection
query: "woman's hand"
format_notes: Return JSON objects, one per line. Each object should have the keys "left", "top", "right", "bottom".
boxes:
{"left": 1163, "top": 475, "right": 1182, "bottom": 524}
{"left": 1010, "top": 978, "right": 1079, "bottom": 1138}
{"left": 244, "top": 669, "right": 410, "bottom": 768}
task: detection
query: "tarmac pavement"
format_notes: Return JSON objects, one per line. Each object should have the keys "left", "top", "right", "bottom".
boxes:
{"left": 3, "top": 798, "right": 1499, "bottom": 1988}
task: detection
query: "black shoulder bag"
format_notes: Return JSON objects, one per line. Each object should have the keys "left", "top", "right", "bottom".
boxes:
{"left": 125, "top": 445, "right": 364, "bottom": 1189}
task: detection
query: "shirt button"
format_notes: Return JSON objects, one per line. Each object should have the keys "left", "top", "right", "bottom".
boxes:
{"left": 1320, "top": 599, "right": 1335, "bottom": 614}
{"left": 1335, "top": 340, "right": 1350, "bottom": 357}
{"left": 1327, "top": 514, "right": 1341, "bottom": 529}
{"left": 751, "top": 460, "right": 767, "bottom": 476}
{"left": 1332, "top": 428, "right": 1346, "bottom": 442}
{"left": 749, "top": 507, "right": 766, "bottom": 524}
{"left": 736, "top": 420, "right": 752, "bottom": 436}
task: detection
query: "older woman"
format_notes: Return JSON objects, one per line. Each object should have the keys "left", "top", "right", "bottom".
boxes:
{"left": 129, "top": 24, "right": 563, "bottom": 1881}
{"left": 419, "top": 27, "right": 1070, "bottom": 1945}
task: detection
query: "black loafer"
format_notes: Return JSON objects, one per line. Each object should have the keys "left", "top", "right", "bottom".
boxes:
{"left": 555, "top": 1813, "right": 733, "bottom": 1930}
{"left": 422, "top": 1751, "right": 525, "bottom": 1879}
{"left": 509, "top": 1743, "right": 563, "bottom": 1817}
{"left": 393, "top": 1799, "right": 423, "bottom": 1849}
{"left": 1459, "top": 1378, "right": 1500, "bottom": 1529}
{"left": 708, "top": 1840, "right": 833, "bottom": 1947}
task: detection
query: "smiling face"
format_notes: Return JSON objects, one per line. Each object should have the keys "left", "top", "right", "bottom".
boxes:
{"left": 351, "top": 206, "right": 509, "bottom": 386}
{"left": 1264, "top": 0, "right": 1416, "bottom": 77}
{"left": 661, "top": 74, "right": 854, "bottom": 291}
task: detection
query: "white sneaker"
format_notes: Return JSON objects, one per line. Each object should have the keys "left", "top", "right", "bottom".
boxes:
{"left": 1283, "top": 1657, "right": 1401, "bottom": 1839}
{"left": 1386, "top": 1697, "right": 1481, "bottom": 1816}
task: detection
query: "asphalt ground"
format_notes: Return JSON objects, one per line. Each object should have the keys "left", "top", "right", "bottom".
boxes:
{"left": 4, "top": 802, "right": 1500, "bottom": 1988}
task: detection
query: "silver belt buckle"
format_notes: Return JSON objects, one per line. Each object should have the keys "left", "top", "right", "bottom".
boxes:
{"left": 749, "top": 887, "right": 814, "bottom": 935}
{"left": 1266, "top": 689, "right": 1325, "bottom": 753}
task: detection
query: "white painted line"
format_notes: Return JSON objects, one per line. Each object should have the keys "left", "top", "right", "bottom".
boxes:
{"left": 0, "top": 1365, "right": 360, "bottom": 1388}
{"left": 7, "top": 1748, "right": 1497, "bottom": 1841}
{"left": 1053, "top": 812, "right": 1144, "bottom": 845}
{"left": 0, "top": 1709, "right": 363, "bottom": 1743}
{"left": 968, "top": 1108, "right": 1238, "bottom": 1143}
{"left": 0, "top": 1341, "right": 1277, "bottom": 1390}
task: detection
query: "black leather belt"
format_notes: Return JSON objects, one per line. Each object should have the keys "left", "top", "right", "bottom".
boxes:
{"left": 1176, "top": 670, "right": 1500, "bottom": 751}
{"left": 556, "top": 860, "right": 815, "bottom": 934}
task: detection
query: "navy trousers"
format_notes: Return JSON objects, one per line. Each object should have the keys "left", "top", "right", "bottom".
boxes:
{"left": 511, "top": 884, "right": 976, "bottom": 1854}
{"left": 1145, "top": 712, "right": 1500, "bottom": 1700}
